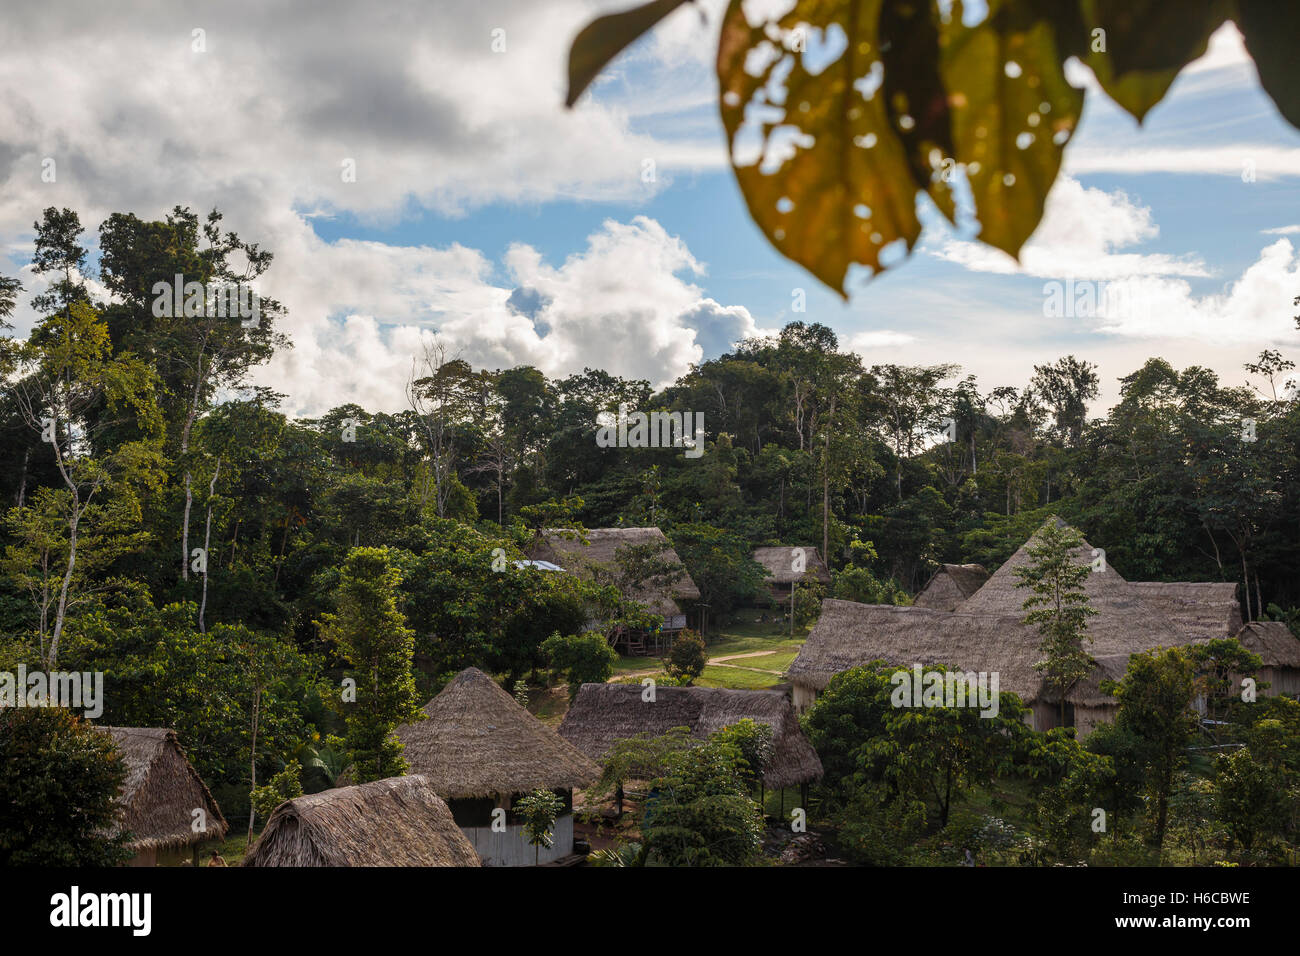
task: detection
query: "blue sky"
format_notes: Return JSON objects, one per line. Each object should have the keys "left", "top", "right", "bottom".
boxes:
{"left": 2, "top": 1, "right": 1298, "bottom": 414}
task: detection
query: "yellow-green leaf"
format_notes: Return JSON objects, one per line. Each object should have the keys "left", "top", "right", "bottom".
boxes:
{"left": 937, "top": 0, "right": 1084, "bottom": 258}
{"left": 1076, "top": 0, "right": 1231, "bottom": 124}
{"left": 717, "top": 0, "right": 924, "bottom": 297}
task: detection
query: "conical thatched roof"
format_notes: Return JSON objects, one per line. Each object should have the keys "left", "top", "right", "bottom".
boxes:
{"left": 558, "top": 683, "right": 823, "bottom": 788}
{"left": 1129, "top": 582, "right": 1243, "bottom": 642}
{"left": 751, "top": 546, "right": 832, "bottom": 585}
{"left": 242, "top": 776, "right": 481, "bottom": 867}
{"left": 396, "top": 667, "right": 600, "bottom": 799}
{"left": 959, "top": 520, "right": 1183, "bottom": 647}
{"left": 1232, "top": 622, "right": 1300, "bottom": 668}
{"left": 100, "top": 727, "right": 229, "bottom": 854}
{"left": 530, "top": 527, "right": 701, "bottom": 616}
{"left": 913, "top": 563, "right": 990, "bottom": 611}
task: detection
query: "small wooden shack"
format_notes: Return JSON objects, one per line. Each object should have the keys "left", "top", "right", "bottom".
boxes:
{"left": 242, "top": 775, "right": 481, "bottom": 867}
{"left": 395, "top": 667, "right": 601, "bottom": 865}
{"left": 751, "top": 546, "right": 832, "bottom": 606}
{"left": 100, "top": 726, "right": 229, "bottom": 867}
{"left": 1232, "top": 621, "right": 1300, "bottom": 696}
{"left": 912, "top": 563, "right": 990, "bottom": 611}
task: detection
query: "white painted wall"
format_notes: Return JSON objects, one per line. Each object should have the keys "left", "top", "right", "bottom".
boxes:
{"left": 461, "top": 813, "right": 575, "bottom": 866}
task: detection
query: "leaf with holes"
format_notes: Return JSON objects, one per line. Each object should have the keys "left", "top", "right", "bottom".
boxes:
{"left": 937, "top": 0, "right": 1083, "bottom": 259}
{"left": 717, "top": 0, "right": 927, "bottom": 297}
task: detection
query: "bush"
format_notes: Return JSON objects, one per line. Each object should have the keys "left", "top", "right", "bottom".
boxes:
{"left": 540, "top": 630, "right": 618, "bottom": 697}
{"left": 665, "top": 629, "right": 707, "bottom": 683}
{"left": 0, "top": 708, "right": 133, "bottom": 866}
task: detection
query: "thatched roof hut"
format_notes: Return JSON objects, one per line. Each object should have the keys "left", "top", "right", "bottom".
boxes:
{"left": 558, "top": 683, "right": 823, "bottom": 788}
{"left": 913, "top": 563, "right": 990, "bottom": 611}
{"left": 1129, "top": 582, "right": 1243, "bottom": 642}
{"left": 751, "top": 546, "right": 832, "bottom": 586}
{"left": 242, "top": 776, "right": 481, "bottom": 867}
{"left": 788, "top": 600, "right": 1045, "bottom": 701}
{"left": 530, "top": 527, "right": 700, "bottom": 618}
{"left": 100, "top": 727, "right": 228, "bottom": 859}
{"left": 958, "top": 522, "right": 1184, "bottom": 647}
{"left": 1232, "top": 621, "right": 1300, "bottom": 669}
{"left": 396, "top": 667, "right": 600, "bottom": 799}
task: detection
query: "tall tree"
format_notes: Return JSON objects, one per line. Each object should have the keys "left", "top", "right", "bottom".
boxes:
{"left": 319, "top": 547, "right": 424, "bottom": 783}
{"left": 1015, "top": 519, "right": 1097, "bottom": 728}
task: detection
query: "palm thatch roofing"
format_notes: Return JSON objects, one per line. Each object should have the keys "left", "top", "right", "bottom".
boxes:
{"left": 242, "top": 776, "right": 481, "bottom": 867}
{"left": 1233, "top": 622, "right": 1300, "bottom": 668}
{"left": 959, "top": 522, "right": 1184, "bottom": 647}
{"left": 100, "top": 727, "right": 229, "bottom": 854}
{"left": 792, "top": 521, "right": 1264, "bottom": 715}
{"left": 751, "top": 546, "right": 832, "bottom": 585}
{"left": 1129, "top": 582, "right": 1243, "bottom": 642}
{"left": 913, "top": 563, "right": 990, "bottom": 611}
{"left": 395, "top": 667, "right": 600, "bottom": 799}
{"left": 789, "top": 600, "right": 1047, "bottom": 700}
{"left": 558, "top": 683, "right": 823, "bottom": 788}
{"left": 530, "top": 527, "right": 700, "bottom": 617}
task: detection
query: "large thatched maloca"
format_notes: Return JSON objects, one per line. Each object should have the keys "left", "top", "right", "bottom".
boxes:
{"left": 558, "top": 683, "right": 823, "bottom": 791}
{"left": 790, "top": 520, "right": 1300, "bottom": 735}
{"left": 243, "top": 775, "right": 481, "bottom": 867}
{"left": 394, "top": 667, "right": 601, "bottom": 865}
{"left": 100, "top": 726, "right": 229, "bottom": 867}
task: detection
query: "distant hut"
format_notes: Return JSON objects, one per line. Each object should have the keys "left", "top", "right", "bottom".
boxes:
{"left": 100, "top": 727, "right": 229, "bottom": 867}
{"left": 751, "top": 546, "right": 832, "bottom": 607}
{"left": 530, "top": 527, "right": 701, "bottom": 653}
{"left": 558, "top": 683, "right": 823, "bottom": 805}
{"left": 242, "top": 776, "right": 480, "bottom": 867}
{"left": 395, "top": 667, "right": 601, "bottom": 865}
{"left": 913, "top": 563, "right": 990, "bottom": 611}
{"left": 1231, "top": 621, "right": 1300, "bottom": 696}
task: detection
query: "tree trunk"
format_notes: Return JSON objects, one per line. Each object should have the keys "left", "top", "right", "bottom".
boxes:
{"left": 198, "top": 460, "right": 220, "bottom": 633}
{"left": 247, "top": 685, "right": 261, "bottom": 843}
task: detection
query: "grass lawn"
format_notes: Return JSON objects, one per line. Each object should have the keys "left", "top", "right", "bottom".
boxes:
{"left": 611, "top": 616, "right": 809, "bottom": 686}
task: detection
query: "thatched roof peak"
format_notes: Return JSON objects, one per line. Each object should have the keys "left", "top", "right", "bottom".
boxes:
{"left": 242, "top": 776, "right": 481, "bottom": 867}
{"left": 558, "top": 683, "right": 823, "bottom": 788}
{"left": 1233, "top": 621, "right": 1300, "bottom": 668}
{"left": 395, "top": 667, "right": 600, "bottom": 799}
{"left": 99, "top": 726, "right": 229, "bottom": 854}
{"left": 913, "top": 563, "right": 990, "bottom": 611}
{"left": 959, "top": 523, "right": 1183, "bottom": 646}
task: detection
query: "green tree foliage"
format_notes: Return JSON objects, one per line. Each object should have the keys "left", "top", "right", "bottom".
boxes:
{"left": 540, "top": 630, "right": 618, "bottom": 698}
{"left": 515, "top": 788, "right": 566, "bottom": 865}
{"left": 319, "top": 547, "right": 424, "bottom": 783}
{"left": 1105, "top": 646, "right": 1199, "bottom": 848}
{"left": 639, "top": 731, "right": 764, "bottom": 866}
{"left": 1014, "top": 518, "right": 1097, "bottom": 726}
{"left": 665, "top": 629, "right": 707, "bottom": 684}
{"left": 0, "top": 708, "right": 132, "bottom": 866}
